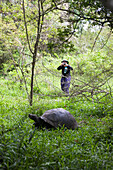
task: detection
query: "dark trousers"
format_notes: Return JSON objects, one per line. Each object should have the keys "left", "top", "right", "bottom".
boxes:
{"left": 61, "top": 76, "right": 71, "bottom": 94}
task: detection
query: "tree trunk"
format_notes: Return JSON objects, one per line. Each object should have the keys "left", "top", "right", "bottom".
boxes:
{"left": 23, "top": 0, "right": 43, "bottom": 106}
{"left": 30, "top": 49, "right": 37, "bottom": 106}
{"left": 29, "top": 0, "right": 42, "bottom": 106}
{"left": 30, "top": 55, "right": 36, "bottom": 106}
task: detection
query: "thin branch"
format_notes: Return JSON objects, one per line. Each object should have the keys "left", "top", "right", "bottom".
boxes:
{"left": 19, "top": 66, "right": 31, "bottom": 104}
{"left": 91, "top": 25, "right": 103, "bottom": 52}
{"left": 22, "top": 0, "right": 33, "bottom": 54}
{"left": 51, "top": 1, "right": 113, "bottom": 25}
{"left": 57, "top": 22, "right": 79, "bottom": 48}
{"left": 105, "top": 45, "right": 113, "bottom": 52}
{"left": 101, "top": 28, "right": 112, "bottom": 49}
{"left": 42, "top": 61, "right": 61, "bottom": 77}
{"left": 7, "top": 49, "right": 31, "bottom": 104}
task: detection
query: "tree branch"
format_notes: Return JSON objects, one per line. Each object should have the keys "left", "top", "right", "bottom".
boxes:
{"left": 22, "top": 0, "right": 33, "bottom": 54}
{"left": 91, "top": 25, "right": 103, "bottom": 52}
{"left": 101, "top": 28, "right": 112, "bottom": 49}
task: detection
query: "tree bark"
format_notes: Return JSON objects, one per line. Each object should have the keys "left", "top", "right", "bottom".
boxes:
{"left": 29, "top": 0, "right": 44, "bottom": 106}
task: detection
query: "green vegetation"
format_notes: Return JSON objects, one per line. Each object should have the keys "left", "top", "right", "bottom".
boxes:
{"left": 1, "top": 0, "right": 113, "bottom": 169}
{"left": 0, "top": 53, "right": 113, "bottom": 169}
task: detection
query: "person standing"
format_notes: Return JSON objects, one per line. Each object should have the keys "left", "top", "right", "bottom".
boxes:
{"left": 57, "top": 59, "right": 73, "bottom": 94}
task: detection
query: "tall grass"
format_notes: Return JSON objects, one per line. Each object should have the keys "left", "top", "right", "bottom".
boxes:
{"left": 0, "top": 55, "right": 113, "bottom": 169}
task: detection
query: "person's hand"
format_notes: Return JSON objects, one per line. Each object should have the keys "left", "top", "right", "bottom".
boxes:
{"left": 61, "top": 63, "right": 68, "bottom": 66}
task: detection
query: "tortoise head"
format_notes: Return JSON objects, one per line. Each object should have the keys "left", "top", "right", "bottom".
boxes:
{"left": 29, "top": 114, "right": 41, "bottom": 128}
{"left": 29, "top": 114, "right": 54, "bottom": 129}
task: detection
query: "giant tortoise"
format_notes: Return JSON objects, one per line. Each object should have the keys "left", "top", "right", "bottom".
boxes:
{"left": 29, "top": 108, "right": 78, "bottom": 130}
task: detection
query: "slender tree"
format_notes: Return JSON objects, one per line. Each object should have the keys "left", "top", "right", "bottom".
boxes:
{"left": 22, "top": 0, "right": 44, "bottom": 105}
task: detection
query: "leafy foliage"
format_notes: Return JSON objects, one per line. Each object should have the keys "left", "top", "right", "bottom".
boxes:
{"left": 0, "top": 52, "right": 113, "bottom": 169}
{"left": 0, "top": 1, "right": 113, "bottom": 168}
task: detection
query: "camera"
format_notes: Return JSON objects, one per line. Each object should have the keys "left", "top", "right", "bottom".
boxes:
{"left": 63, "top": 63, "right": 66, "bottom": 65}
